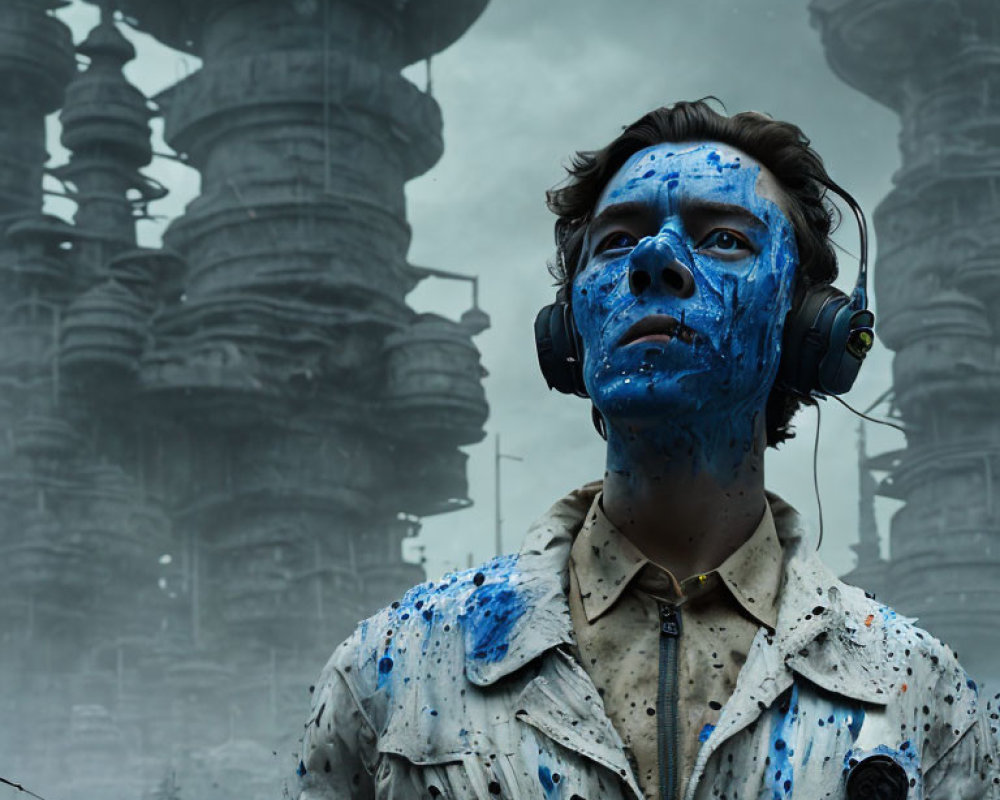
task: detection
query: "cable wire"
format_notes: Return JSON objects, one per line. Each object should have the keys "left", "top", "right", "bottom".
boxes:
{"left": 0, "top": 777, "right": 49, "bottom": 800}
{"left": 831, "top": 394, "right": 908, "bottom": 434}
{"left": 813, "top": 400, "right": 824, "bottom": 551}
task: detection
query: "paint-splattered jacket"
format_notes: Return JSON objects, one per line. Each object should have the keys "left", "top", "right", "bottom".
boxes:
{"left": 298, "top": 482, "right": 999, "bottom": 799}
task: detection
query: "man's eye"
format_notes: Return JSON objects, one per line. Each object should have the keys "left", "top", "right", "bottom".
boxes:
{"left": 697, "top": 230, "right": 751, "bottom": 253}
{"left": 595, "top": 232, "right": 638, "bottom": 254}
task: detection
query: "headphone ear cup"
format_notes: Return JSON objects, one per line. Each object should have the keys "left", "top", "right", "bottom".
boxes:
{"left": 534, "top": 299, "right": 588, "bottom": 398}
{"left": 778, "top": 283, "right": 875, "bottom": 398}
{"left": 777, "top": 285, "right": 849, "bottom": 398}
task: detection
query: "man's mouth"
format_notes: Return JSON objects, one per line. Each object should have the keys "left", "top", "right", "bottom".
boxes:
{"left": 616, "top": 314, "right": 697, "bottom": 347}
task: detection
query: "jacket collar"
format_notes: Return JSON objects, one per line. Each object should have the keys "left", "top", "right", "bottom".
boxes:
{"left": 465, "top": 481, "right": 895, "bottom": 706}
{"left": 571, "top": 488, "right": 783, "bottom": 630}
{"left": 766, "top": 492, "right": 893, "bottom": 705}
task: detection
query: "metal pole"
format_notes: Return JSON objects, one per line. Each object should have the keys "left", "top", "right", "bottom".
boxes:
{"left": 191, "top": 529, "right": 200, "bottom": 647}
{"left": 493, "top": 434, "right": 524, "bottom": 556}
{"left": 985, "top": 453, "right": 993, "bottom": 518}
{"left": 494, "top": 433, "right": 501, "bottom": 556}
{"left": 322, "top": 0, "right": 331, "bottom": 194}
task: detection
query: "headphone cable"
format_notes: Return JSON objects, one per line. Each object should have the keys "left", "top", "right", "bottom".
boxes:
{"left": 811, "top": 394, "right": 909, "bottom": 553}
{"left": 813, "top": 400, "right": 824, "bottom": 551}
{"left": 831, "top": 394, "right": 908, "bottom": 434}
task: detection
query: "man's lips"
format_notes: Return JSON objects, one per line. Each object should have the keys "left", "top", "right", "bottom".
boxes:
{"left": 616, "top": 314, "right": 697, "bottom": 347}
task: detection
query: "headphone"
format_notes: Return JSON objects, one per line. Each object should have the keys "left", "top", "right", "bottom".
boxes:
{"left": 533, "top": 180, "right": 875, "bottom": 405}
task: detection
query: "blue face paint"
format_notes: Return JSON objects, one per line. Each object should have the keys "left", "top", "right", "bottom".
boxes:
{"left": 571, "top": 141, "right": 798, "bottom": 483}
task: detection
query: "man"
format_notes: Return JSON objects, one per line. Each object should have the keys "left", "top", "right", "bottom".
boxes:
{"left": 297, "top": 101, "right": 999, "bottom": 799}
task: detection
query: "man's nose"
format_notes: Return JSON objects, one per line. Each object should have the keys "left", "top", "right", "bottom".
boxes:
{"left": 627, "top": 236, "right": 696, "bottom": 299}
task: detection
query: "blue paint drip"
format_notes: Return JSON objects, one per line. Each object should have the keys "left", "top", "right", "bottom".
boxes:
{"left": 698, "top": 723, "right": 715, "bottom": 743}
{"left": 823, "top": 705, "right": 865, "bottom": 742}
{"left": 376, "top": 655, "right": 394, "bottom": 689}
{"left": 538, "top": 765, "right": 554, "bottom": 792}
{"left": 462, "top": 582, "right": 527, "bottom": 661}
{"left": 876, "top": 605, "right": 898, "bottom": 625}
{"left": 847, "top": 707, "right": 865, "bottom": 740}
{"left": 768, "top": 685, "right": 799, "bottom": 799}
{"left": 372, "top": 554, "right": 524, "bottom": 693}
{"left": 537, "top": 764, "right": 562, "bottom": 798}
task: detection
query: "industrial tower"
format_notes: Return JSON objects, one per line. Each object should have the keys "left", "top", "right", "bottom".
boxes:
{"left": 812, "top": 0, "right": 1000, "bottom": 680}
{"left": 0, "top": 1, "right": 491, "bottom": 798}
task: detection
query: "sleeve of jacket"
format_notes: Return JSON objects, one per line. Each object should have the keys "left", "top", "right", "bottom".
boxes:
{"left": 297, "top": 635, "right": 379, "bottom": 800}
{"left": 924, "top": 691, "right": 1000, "bottom": 800}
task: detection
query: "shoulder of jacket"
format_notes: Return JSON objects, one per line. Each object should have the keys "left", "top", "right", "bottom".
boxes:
{"left": 331, "top": 553, "right": 524, "bottom": 697}
{"left": 836, "top": 581, "right": 970, "bottom": 685}
{"left": 832, "top": 579, "right": 982, "bottom": 764}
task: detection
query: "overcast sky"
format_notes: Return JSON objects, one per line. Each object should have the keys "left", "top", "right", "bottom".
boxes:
{"left": 49, "top": 0, "right": 905, "bottom": 583}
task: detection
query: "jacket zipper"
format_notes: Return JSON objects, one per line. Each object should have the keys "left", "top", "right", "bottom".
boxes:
{"left": 658, "top": 603, "right": 682, "bottom": 800}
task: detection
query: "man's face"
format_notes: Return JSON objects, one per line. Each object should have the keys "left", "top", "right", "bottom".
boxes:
{"left": 571, "top": 141, "right": 799, "bottom": 428}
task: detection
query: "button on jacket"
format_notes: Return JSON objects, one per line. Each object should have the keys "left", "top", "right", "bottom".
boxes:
{"left": 568, "top": 489, "right": 785, "bottom": 798}
{"left": 298, "top": 481, "right": 999, "bottom": 800}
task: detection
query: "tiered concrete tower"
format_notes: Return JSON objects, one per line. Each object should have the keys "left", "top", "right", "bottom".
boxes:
{"left": 811, "top": 0, "right": 1000, "bottom": 678}
{"left": 0, "top": 2, "right": 490, "bottom": 799}
{"left": 0, "top": 3, "right": 76, "bottom": 797}
{"left": 0, "top": 7, "right": 179, "bottom": 800}
{"left": 842, "top": 422, "right": 891, "bottom": 600}
{"left": 91, "top": 4, "right": 491, "bottom": 777}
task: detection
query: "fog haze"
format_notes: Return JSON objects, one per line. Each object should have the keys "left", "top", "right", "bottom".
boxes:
{"left": 2, "top": 2, "right": 990, "bottom": 799}
{"left": 47, "top": 0, "right": 900, "bottom": 642}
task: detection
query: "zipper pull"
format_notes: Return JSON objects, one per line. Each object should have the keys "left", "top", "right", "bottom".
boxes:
{"left": 659, "top": 604, "right": 682, "bottom": 637}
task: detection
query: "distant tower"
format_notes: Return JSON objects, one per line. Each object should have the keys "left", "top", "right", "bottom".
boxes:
{"left": 14, "top": 9, "right": 177, "bottom": 800}
{"left": 811, "top": 0, "right": 1000, "bottom": 677}
{"left": 79, "top": 0, "right": 491, "bottom": 793}
{"left": 54, "top": 0, "right": 163, "bottom": 275}
{"left": 0, "top": 1, "right": 75, "bottom": 231}
{"left": 0, "top": 3, "right": 75, "bottom": 797}
{"left": 842, "top": 422, "right": 890, "bottom": 599}
{"left": 0, "top": 1, "right": 489, "bottom": 796}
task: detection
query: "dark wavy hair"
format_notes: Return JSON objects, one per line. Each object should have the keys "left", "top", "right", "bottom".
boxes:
{"left": 546, "top": 99, "right": 844, "bottom": 447}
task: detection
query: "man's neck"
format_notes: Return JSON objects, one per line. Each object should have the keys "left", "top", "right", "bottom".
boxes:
{"left": 600, "top": 413, "right": 767, "bottom": 580}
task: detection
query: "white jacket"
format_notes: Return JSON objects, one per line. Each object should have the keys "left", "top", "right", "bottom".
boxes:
{"left": 298, "top": 483, "right": 999, "bottom": 799}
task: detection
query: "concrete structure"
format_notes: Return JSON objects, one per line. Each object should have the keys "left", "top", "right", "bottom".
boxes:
{"left": 812, "top": 0, "right": 1000, "bottom": 680}
{"left": 841, "top": 422, "right": 891, "bottom": 601}
{"left": 0, "top": 2, "right": 490, "bottom": 798}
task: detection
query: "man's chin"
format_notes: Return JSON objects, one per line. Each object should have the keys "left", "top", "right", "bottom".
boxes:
{"left": 593, "top": 389, "right": 703, "bottom": 429}
{"left": 593, "top": 382, "right": 767, "bottom": 429}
